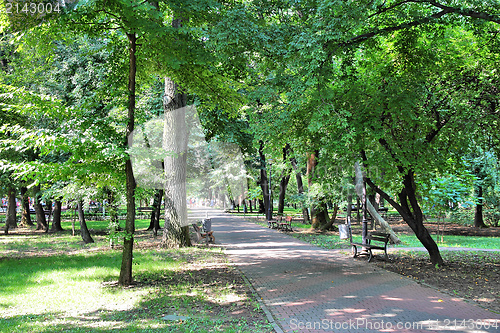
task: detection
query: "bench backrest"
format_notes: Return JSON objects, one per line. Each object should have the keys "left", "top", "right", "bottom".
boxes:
{"left": 368, "top": 232, "right": 390, "bottom": 243}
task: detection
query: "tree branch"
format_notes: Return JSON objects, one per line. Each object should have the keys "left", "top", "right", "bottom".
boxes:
{"left": 427, "top": 0, "right": 500, "bottom": 24}
{"left": 368, "top": 0, "right": 417, "bottom": 19}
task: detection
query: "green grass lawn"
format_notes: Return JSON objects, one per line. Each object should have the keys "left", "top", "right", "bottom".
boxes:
{"left": 0, "top": 222, "right": 272, "bottom": 332}
{"left": 251, "top": 213, "right": 500, "bottom": 251}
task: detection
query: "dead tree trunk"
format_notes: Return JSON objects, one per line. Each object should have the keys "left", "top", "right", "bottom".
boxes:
{"left": 354, "top": 162, "right": 400, "bottom": 244}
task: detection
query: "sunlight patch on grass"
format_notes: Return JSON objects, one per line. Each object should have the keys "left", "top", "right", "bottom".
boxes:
{"left": 0, "top": 237, "right": 271, "bottom": 332}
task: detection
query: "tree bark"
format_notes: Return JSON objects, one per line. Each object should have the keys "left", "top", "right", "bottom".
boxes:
{"left": 50, "top": 200, "right": 64, "bottom": 232}
{"left": 119, "top": 32, "right": 137, "bottom": 286}
{"left": 33, "top": 184, "right": 47, "bottom": 231}
{"left": 161, "top": 74, "right": 191, "bottom": 248}
{"left": 5, "top": 186, "right": 17, "bottom": 233}
{"left": 289, "top": 147, "right": 309, "bottom": 222}
{"left": 258, "top": 140, "right": 272, "bottom": 220}
{"left": 474, "top": 185, "right": 488, "bottom": 228}
{"left": 148, "top": 190, "right": 159, "bottom": 230}
{"left": 149, "top": 189, "right": 163, "bottom": 237}
{"left": 278, "top": 145, "right": 292, "bottom": 215}
{"left": 307, "top": 151, "right": 328, "bottom": 229}
{"left": 20, "top": 186, "right": 33, "bottom": 226}
{"left": 258, "top": 197, "right": 265, "bottom": 214}
{"left": 365, "top": 169, "right": 443, "bottom": 266}
{"left": 106, "top": 188, "right": 119, "bottom": 227}
{"left": 77, "top": 201, "right": 94, "bottom": 244}
{"left": 320, "top": 203, "right": 339, "bottom": 231}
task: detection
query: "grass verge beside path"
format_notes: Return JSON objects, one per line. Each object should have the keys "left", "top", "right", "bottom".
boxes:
{"left": 0, "top": 230, "right": 272, "bottom": 333}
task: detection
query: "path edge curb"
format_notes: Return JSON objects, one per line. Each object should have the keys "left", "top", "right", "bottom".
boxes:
{"left": 235, "top": 264, "right": 284, "bottom": 333}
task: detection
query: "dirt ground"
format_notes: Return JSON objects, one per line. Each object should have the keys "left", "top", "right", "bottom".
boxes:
{"left": 379, "top": 220, "right": 500, "bottom": 314}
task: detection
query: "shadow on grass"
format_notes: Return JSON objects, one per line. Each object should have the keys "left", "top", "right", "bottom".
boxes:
{"left": 0, "top": 251, "right": 271, "bottom": 333}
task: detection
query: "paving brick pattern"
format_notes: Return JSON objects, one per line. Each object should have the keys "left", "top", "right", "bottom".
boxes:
{"left": 208, "top": 210, "right": 500, "bottom": 333}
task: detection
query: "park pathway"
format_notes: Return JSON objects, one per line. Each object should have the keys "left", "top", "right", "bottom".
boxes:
{"left": 199, "top": 208, "right": 500, "bottom": 333}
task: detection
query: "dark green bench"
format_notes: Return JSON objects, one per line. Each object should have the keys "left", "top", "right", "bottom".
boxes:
{"left": 351, "top": 232, "right": 390, "bottom": 262}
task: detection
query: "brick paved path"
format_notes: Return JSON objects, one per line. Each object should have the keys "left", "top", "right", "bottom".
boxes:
{"left": 207, "top": 210, "right": 500, "bottom": 333}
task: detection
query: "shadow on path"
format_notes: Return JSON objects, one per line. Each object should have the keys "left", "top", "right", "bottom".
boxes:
{"left": 204, "top": 208, "right": 500, "bottom": 333}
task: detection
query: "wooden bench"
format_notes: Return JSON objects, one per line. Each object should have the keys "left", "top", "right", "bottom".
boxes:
{"left": 351, "top": 232, "right": 390, "bottom": 262}
{"left": 192, "top": 222, "right": 215, "bottom": 244}
{"left": 267, "top": 216, "right": 293, "bottom": 231}
{"left": 278, "top": 215, "right": 293, "bottom": 231}
{"left": 267, "top": 216, "right": 280, "bottom": 229}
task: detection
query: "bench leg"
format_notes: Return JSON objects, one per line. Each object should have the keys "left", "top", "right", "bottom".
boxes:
{"left": 352, "top": 245, "right": 358, "bottom": 258}
{"left": 368, "top": 249, "right": 374, "bottom": 262}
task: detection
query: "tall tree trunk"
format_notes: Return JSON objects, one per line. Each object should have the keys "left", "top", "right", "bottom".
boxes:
{"left": 258, "top": 140, "right": 272, "bottom": 220}
{"left": 77, "top": 201, "right": 94, "bottom": 244}
{"left": 289, "top": 146, "right": 309, "bottom": 222}
{"left": 366, "top": 169, "right": 443, "bottom": 266}
{"left": 161, "top": 73, "right": 191, "bottom": 248}
{"left": 5, "top": 186, "right": 17, "bottom": 234}
{"left": 20, "top": 186, "right": 33, "bottom": 226}
{"left": 307, "top": 151, "right": 327, "bottom": 229}
{"left": 50, "top": 199, "right": 63, "bottom": 232}
{"left": 119, "top": 32, "right": 137, "bottom": 286}
{"left": 278, "top": 145, "right": 292, "bottom": 215}
{"left": 320, "top": 203, "right": 339, "bottom": 231}
{"left": 149, "top": 189, "right": 163, "bottom": 237}
{"left": 148, "top": 189, "right": 160, "bottom": 230}
{"left": 474, "top": 185, "right": 487, "bottom": 228}
{"left": 258, "top": 197, "right": 265, "bottom": 214}
{"left": 33, "top": 184, "right": 47, "bottom": 231}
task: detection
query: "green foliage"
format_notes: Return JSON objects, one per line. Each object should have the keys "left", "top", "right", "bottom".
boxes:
{"left": 419, "top": 174, "right": 475, "bottom": 217}
{"left": 450, "top": 207, "right": 475, "bottom": 226}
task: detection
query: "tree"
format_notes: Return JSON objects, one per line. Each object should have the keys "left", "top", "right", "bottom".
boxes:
{"left": 77, "top": 200, "right": 94, "bottom": 244}
{"left": 61, "top": 0, "right": 248, "bottom": 284}
{"left": 237, "top": 0, "right": 500, "bottom": 265}
{"left": 161, "top": 77, "right": 191, "bottom": 247}
{"left": 4, "top": 184, "right": 17, "bottom": 233}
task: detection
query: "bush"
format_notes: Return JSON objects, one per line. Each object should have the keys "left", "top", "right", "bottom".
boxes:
{"left": 484, "top": 207, "right": 500, "bottom": 227}
{"left": 450, "top": 207, "right": 474, "bottom": 226}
